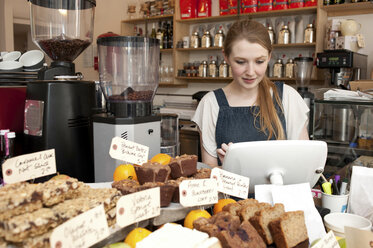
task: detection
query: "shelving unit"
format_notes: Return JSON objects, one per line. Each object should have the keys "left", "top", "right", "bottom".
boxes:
{"left": 120, "top": 0, "right": 372, "bottom": 88}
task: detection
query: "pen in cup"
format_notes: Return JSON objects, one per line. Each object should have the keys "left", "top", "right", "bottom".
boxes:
{"left": 320, "top": 174, "right": 332, "bottom": 195}
{"left": 339, "top": 179, "right": 348, "bottom": 195}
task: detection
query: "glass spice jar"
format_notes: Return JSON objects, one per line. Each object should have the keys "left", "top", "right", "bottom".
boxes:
{"left": 191, "top": 32, "right": 200, "bottom": 48}
{"left": 219, "top": 60, "right": 229, "bottom": 77}
{"left": 268, "top": 26, "right": 275, "bottom": 45}
{"left": 214, "top": 29, "right": 225, "bottom": 47}
{"left": 278, "top": 25, "right": 290, "bottom": 44}
{"left": 304, "top": 24, "right": 316, "bottom": 43}
{"left": 208, "top": 60, "right": 217, "bottom": 77}
{"left": 285, "top": 58, "right": 295, "bottom": 78}
{"left": 199, "top": 60, "right": 208, "bottom": 77}
{"left": 273, "top": 59, "right": 284, "bottom": 78}
{"left": 201, "top": 31, "right": 212, "bottom": 48}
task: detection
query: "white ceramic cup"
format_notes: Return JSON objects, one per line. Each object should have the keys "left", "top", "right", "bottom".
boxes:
{"left": 324, "top": 213, "right": 372, "bottom": 237}
{"left": 322, "top": 192, "right": 349, "bottom": 213}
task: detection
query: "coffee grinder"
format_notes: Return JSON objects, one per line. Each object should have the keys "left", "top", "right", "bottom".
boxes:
{"left": 294, "top": 57, "right": 314, "bottom": 135}
{"left": 93, "top": 36, "right": 161, "bottom": 182}
{"left": 23, "top": 0, "right": 96, "bottom": 182}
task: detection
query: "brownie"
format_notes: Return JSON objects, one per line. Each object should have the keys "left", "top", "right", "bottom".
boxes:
{"left": 192, "top": 168, "right": 212, "bottom": 179}
{"left": 112, "top": 179, "right": 141, "bottom": 195}
{"left": 167, "top": 176, "right": 190, "bottom": 203}
{"left": 141, "top": 182, "right": 175, "bottom": 207}
{"left": 134, "top": 162, "right": 171, "bottom": 185}
{"left": 168, "top": 154, "right": 198, "bottom": 179}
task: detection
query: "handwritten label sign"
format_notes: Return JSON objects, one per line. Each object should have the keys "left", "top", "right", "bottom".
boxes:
{"left": 345, "top": 226, "right": 373, "bottom": 248}
{"left": 109, "top": 137, "right": 149, "bottom": 165}
{"left": 50, "top": 204, "right": 109, "bottom": 248}
{"left": 312, "top": 231, "right": 340, "bottom": 248}
{"left": 116, "top": 187, "right": 160, "bottom": 228}
{"left": 211, "top": 168, "right": 250, "bottom": 199}
{"left": 179, "top": 179, "right": 218, "bottom": 207}
{"left": 2, "top": 149, "right": 56, "bottom": 184}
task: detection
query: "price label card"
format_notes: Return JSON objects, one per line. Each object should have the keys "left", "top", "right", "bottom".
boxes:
{"left": 179, "top": 179, "right": 218, "bottom": 207}
{"left": 312, "top": 231, "right": 340, "bottom": 248}
{"left": 109, "top": 137, "right": 149, "bottom": 165}
{"left": 211, "top": 168, "right": 250, "bottom": 199}
{"left": 50, "top": 204, "right": 109, "bottom": 248}
{"left": 2, "top": 149, "right": 57, "bottom": 184}
{"left": 116, "top": 187, "right": 160, "bottom": 228}
{"left": 345, "top": 226, "right": 373, "bottom": 248}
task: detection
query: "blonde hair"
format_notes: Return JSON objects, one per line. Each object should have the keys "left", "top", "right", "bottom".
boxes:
{"left": 224, "top": 19, "right": 285, "bottom": 140}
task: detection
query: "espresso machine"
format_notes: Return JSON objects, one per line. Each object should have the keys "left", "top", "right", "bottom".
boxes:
{"left": 316, "top": 49, "right": 368, "bottom": 89}
{"left": 23, "top": 0, "right": 96, "bottom": 182}
{"left": 93, "top": 36, "right": 161, "bottom": 182}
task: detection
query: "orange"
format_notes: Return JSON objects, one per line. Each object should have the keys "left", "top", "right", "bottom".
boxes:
{"left": 184, "top": 209, "right": 211, "bottom": 229}
{"left": 150, "top": 153, "right": 172, "bottom": 165}
{"left": 124, "top": 227, "right": 152, "bottom": 248}
{"left": 113, "top": 164, "right": 138, "bottom": 182}
{"left": 213, "top": 198, "right": 237, "bottom": 215}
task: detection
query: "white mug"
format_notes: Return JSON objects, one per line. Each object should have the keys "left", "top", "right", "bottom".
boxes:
{"left": 183, "top": 36, "right": 190, "bottom": 48}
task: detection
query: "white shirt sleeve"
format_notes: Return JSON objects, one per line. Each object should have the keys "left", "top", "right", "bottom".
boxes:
{"left": 282, "top": 84, "right": 310, "bottom": 139}
{"left": 191, "top": 91, "right": 219, "bottom": 158}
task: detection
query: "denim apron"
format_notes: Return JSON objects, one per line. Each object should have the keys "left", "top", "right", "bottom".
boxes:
{"left": 214, "top": 82, "right": 287, "bottom": 164}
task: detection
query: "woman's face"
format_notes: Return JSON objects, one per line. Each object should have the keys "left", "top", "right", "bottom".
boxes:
{"left": 225, "top": 39, "right": 270, "bottom": 91}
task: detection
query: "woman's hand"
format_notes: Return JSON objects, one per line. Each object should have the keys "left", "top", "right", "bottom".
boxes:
{"left": 217, "top": 142, "right": 233, "bottom": 164}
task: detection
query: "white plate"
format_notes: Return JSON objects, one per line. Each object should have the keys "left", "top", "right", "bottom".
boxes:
{"left": 2, "top": 51, "right": 21, "bottom": 61}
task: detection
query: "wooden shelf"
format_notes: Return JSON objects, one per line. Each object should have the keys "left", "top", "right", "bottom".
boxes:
{"left": 176, "top": 47, "right": 223, "bottom": 51}
{"left": 176, "top": 76, "right": 233, "bottom": 81}
{"left": 273, "top": 42, "right": 316, "bottom": 48}
{"left": 122, "top": 14, "right": 174, "bottom": 24}
{"left": 160, "top": 48, "right": 173, "bottom": 53}
{"left": 321, "top": 2, "right": 373, "bottom": 16}
{"left": 159, "top": 82, "right": 188, "bottom": 87}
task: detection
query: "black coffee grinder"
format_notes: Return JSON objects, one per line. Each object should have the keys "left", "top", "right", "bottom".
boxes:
{"left": 23, "top": 0, "right": 96, "bottom": 182}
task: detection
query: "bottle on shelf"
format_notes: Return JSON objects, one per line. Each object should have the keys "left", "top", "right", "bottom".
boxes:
{"left": 156, "top": 21, "right": 164, "bottom": 49}
{"left": 168, "top": 21, "right": 173, "bottom": 49}
{"left": 273, "top": 59, "right": 284, "bottom": 78}
{"left": 163, "top": 21, "right": 169, "bottom": 49}
{"left": 150, "top": 23, "right": 157, "bottom": 39}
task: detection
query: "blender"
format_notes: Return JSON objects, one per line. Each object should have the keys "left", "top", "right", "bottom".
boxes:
{"left": 294, "top": 57, "right": 314, "bottom": 135}
{"left": 93, "top": 36, "right": 161, "bottom": 182}
{"left": 23, "top": 0, "right": 96, "bottom": 182}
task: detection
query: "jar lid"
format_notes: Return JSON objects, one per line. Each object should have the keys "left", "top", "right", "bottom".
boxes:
{"left": 202, "top": 60, "right": 208, "bottom": 64}
{"left": 287, "top": 58, "right": 294, "bottom": 63}
{"left": 282, "top": 25, "right": 289, "bottom": 29}
{"left": 294, "top": 57, "right": 313, "bottom": 62}
{"left": 204, "top": 31, "right": 210, "bottom": 35}
{"left": 307, "top": 24, "right": 314, "bottom": 28}
{"left": 210, "top": 60, "right": 216, "bottom": 64}
{"left": 6, "top": 132, "right": 15, "bottom": 138}
{"left": 193, "top": 31, "right": 199, "bottom": 36}
{"left": 0, "top": 129, "right": 10, "bottom": 135}
{"left": 218, "top": 29, "right": 224, "bottom": 34}
{"left": 276, "top": 59, "right": 283, "bottom": 63}
{"left": 268, "top": 26, "right": 273, "bottom": 30}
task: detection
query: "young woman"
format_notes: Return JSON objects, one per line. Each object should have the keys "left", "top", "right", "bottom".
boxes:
{"left": 192, "top": 19, "right": 309, "bottom": 167}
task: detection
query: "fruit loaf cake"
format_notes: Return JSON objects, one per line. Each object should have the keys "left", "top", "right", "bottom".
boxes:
{"left": 240, "top": 202, "right": 271, "bottom": 222}
{"left": 249, "top": 203, "right": 285, "bottom": 245}
{"left": 268, "top": 210, "right": 309, "bottom": 248}
{"left": 168, "top": 154, "right": 198, "bottom": 179}
{"left": 217, "top": 221, "right": 266, "bottom": 248}
{"left": 135, "top": 162, "right": 171, "bottom": 184}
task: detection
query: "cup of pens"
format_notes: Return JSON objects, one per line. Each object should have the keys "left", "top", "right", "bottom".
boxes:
{"left": 320, "top": 174, "right": 349, "bottom": 213}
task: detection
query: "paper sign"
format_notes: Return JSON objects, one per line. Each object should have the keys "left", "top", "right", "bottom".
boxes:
{"left": 116, "top": 187, "right": 160, "bottom": 228}
{"left": 2, "top": 149, "right": 57, "bottom": 184}
{"left": 211, "top": 168, "right": 250, "bottom": 199}
{"left": 50, "top": 204, "right": 109, "bottom": 248}
{"left": 311, "top": 231, "right": 340, "bottom": 248}
{"left": 109, "top": 137, "right": 149, "bottom": 165}
{"left": 345, "top": 226, "right": 373, "bottom": 248}
{"left": 179, "top": 179, "right": 218, "bottom": 207}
